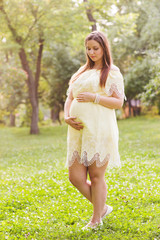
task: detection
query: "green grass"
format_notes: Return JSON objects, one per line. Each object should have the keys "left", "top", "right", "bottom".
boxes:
{"left": 0, "top": 116, "right": 160, "bottom": 240}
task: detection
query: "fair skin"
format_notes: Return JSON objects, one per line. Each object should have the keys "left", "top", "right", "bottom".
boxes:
{"left": 64, "top": 39, "right": 124, "bottom": 226}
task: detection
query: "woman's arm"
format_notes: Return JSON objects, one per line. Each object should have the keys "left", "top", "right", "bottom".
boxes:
{"left": 76, "top": 91, "right": 124, "bottom": 109}
{"left": 98, "top": 91, "right": 124, "bottom": 109}
{"left": 64, "top": 92, "right": 73, "bottom": 119}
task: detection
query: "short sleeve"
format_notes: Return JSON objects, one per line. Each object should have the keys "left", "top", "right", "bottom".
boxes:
{"left": 104, "top": 67, "right": 126, "bottom": 100}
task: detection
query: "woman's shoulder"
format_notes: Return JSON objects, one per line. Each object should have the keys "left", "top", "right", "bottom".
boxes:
{"left": 70, "top": 66, "right": 85, "bottom": 81}
{"left": 77, "top": 65, "right": 85, "bottom": 73}
{"left": 108, "top": 64, "right": 123, "bottom": 82}
{"left": 110, "top": 64, "right": 120, "bottom": 71}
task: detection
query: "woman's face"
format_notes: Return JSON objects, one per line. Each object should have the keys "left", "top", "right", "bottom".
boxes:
{"left": 86, "top": 40, "right": 104, "bottom": 63}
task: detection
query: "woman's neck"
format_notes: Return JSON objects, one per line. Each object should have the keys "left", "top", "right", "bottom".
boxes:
{"left": 92, "top": 61, "right": 103, "bottom": 70}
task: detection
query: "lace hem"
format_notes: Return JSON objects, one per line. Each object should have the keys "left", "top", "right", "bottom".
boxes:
{"left": 68, "top": 150, "right": 110, "bottom": 168}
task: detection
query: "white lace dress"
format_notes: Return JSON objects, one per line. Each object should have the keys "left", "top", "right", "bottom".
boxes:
{"left": 66, "top": 65, "right": 125, "bottom": 168}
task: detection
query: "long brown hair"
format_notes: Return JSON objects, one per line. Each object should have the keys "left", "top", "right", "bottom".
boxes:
{"left": 69, "top": 31, "right": 112, "bottom": 88}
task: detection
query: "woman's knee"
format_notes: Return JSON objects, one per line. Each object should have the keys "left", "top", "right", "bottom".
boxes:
{"left": 88, "top": 164, "right": 106, "bottom": 185}
{"left": 69, "top": 172, "right": 83, "bottom": 186}
{"left": 68, "top": 162, "right": 87, "bottom": 186}
{"left": 90, "top": 175, "right": 102, "bottom": 185}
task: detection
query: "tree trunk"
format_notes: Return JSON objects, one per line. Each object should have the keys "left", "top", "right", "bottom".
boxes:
{"left": 9, "top": 112, "right": 15, "bottom": 127}
{"left": 30, "top": 104, "right": 39, "bottom": 134}
{"left": 0, "top": 3, "right": 43, "bottom": 134}
{"left": 157, "top": 99, "right": 160, "bottom": 115}
{"left": 83, "top": 0, "right": 97, "bottom": 31}
{"left": 51, "top": 105, "right": 61, "bottom": 125}
{"left": 19, "top": 48, "right": 40, "bottom": 134}
{"left": 128, "top": 99, "right": 132, "bottom": 117}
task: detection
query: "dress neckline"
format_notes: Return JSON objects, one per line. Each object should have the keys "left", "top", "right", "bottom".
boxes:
{"left": 87, "top": 68, "right": 101, "bottom": 72}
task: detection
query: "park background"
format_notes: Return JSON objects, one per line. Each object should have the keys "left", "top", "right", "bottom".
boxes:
{"left": 0, "top": 0, "right": 160, "bottom": 239}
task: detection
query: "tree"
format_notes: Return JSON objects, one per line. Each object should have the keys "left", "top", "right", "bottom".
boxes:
{"left": 0, "top": 64, "right": 28, "bottom": 126}
{"left": 42, "top": 44, "right": 83, "bottom": 123}
{"left": 0, "top": 0, "right": 45, "bottom": 133}
{"left": 123, "top": 0, "right": 160, "bottom": 113}
{"left": 83, "top": 0, "right": 97, "bottom": 31}
{"left": 0, "top": 0, "right": 92, "bottom": 132}
{"left": 139, "top": 63, "right": 160, "bottom": 114}
{"left": 96, "top": 0, "right": 160, "bottom": 115}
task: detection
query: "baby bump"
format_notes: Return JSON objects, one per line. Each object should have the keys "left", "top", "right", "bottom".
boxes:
{"left": 70, "top": 99, "right": 96, "bottom": 123}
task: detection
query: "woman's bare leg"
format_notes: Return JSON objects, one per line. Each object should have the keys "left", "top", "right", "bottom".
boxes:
{"left": 69, "top": 158, "right": 92, "bottom": 202}
{"left": 69, "top": 158, "right": 108, "bottom": 220}
{"left": 88, "top": 161, "right": 109, "bottom": 224}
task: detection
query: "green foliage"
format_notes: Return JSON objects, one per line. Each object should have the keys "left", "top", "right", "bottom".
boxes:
{"left": 139, "top": 66, "right": 160, "bottom": 114}
{"left": 43, "top": 44, "right": 84, "bottom": 109}
{"left": 0, "top": 116, "right": 160, "bottom": 239}
{"left": 20, "top": 102, "right": 44, "bottom": 127}
{"left": 0, "top": 0, "right": 90, "bottom": 64}
{"left": 124, "top": 57, "right": 152, "bottom": 99}
{"left": 0, "top": 0, "right": 90, "bottom": 129}
{"left": 0, "top": 64, "right": 28, "bottom": 115}
{"left": 105, "top": 0, "right": 160, "bottom": 102}
{"left": 1, "top": 0, "right": 160, "bottom": 120}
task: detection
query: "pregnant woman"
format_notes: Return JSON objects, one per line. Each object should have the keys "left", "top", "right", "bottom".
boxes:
{"left": 64, "top": 31, "right": 125, "bottom": 229}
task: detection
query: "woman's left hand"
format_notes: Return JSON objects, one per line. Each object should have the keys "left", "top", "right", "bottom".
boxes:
{"left": 76, "top": 92, "right": 95, "bottom": 102}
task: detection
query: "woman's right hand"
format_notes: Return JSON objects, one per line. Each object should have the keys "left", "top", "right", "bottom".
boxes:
{"left": 65, "top": 116, "right": 84, "bottom": 131}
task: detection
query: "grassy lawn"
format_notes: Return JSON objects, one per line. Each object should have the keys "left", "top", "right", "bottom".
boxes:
{"left": 0, "top": 116, "right": 160, "bottom": 240}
